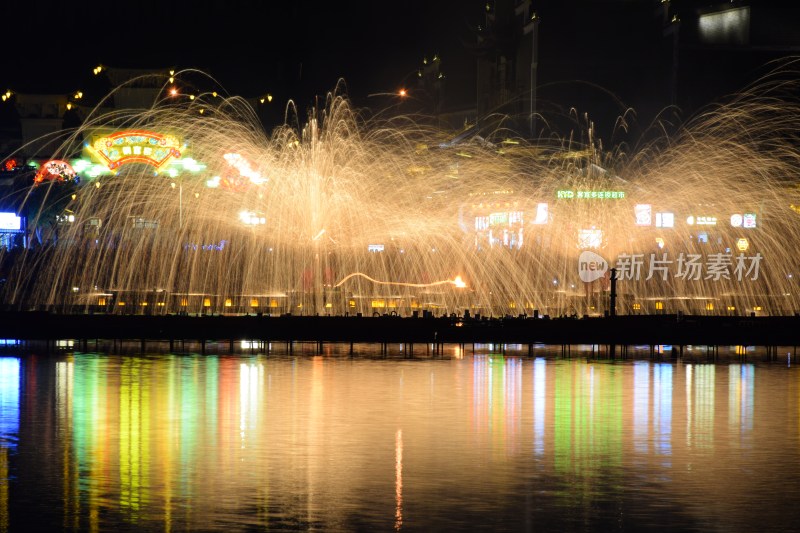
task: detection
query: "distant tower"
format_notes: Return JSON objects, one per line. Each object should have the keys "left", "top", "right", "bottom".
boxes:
{"left": 475, "top": 0, "right": 539, "bottom": 137}
{"left": 416, "top": 55, "right": 445, "bottom": 116}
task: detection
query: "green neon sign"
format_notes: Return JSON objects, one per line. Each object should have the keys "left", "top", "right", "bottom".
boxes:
{"left": 557, "top": 190, "right": 625, "bottom": 199}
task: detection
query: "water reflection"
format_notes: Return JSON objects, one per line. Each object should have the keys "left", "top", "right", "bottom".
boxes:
{"left": 0, "top": 358, "right": 18, "bottom": 532}
{"left": 5, "top": 352, "right": 800, "bottom": 531}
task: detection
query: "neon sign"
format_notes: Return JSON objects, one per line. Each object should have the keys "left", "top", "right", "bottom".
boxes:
{"left": 89, "top": 130, "right": 181, "bottom": 169}
{"left": 634, "top": 204, "right": 652, "bottom": 226}
{"left": 687, "top": 215, "right": 717, "bottom": 226}
{"left": 557, "top": 190, "right": 625, "bottom": 199}
{"left": 34, "top": 159, "right": 76, "bottom": 184}
{"left": 0, "top": 212, "right": 22, "bottom": 231}
{"left": 733, "top": 213, "right": 757, "bottom": 228}
{"left": 184, "top": 240, "right": 228, "bottom": 251}
{"left": 655, "top": 212, "right": 674, "bottom": 228}
{"left": 578, "top": 228, "right": 602, "bottom": 249}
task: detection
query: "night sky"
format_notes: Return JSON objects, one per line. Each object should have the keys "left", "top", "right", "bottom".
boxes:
{"left": 1, "top": 1, "right": 785, "bottom": 135}
{"left": 3, "top": 1, "right": 483, "bottom": 110}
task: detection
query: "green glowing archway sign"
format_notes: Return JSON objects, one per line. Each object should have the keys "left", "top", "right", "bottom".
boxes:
{"left": 88, "top": 130, "right": 182, "bottom": 170}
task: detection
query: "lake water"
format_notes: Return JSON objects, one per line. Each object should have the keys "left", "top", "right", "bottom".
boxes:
{"left": 0, "top": 343, "right": 798, "bottom": 532}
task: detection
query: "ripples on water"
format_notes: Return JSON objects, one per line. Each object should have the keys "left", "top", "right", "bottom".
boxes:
{"left": 0, "top": 344, "right": 798, "bottom": 532}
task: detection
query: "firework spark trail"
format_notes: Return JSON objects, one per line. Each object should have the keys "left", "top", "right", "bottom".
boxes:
{"left": 334, "top": 272, "right": 466, "bottom": 289}
{"left": 2, "top": 60, "right": 800, "bottom": 316}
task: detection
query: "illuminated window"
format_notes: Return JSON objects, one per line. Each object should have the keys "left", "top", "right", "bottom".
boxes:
{"left": 141, "top": 302, "right": 148, "bottom": 306}
{"left": 753, "top": 306, "right": 762, "bottom": 311}
{"left": 225, "top": 298, "right": 232, "bottom": 307}
{"left": 118, "top": 301, "right": 126, "bottom": 306}
{"left": 98, "top": 297, "right": 106, "bottom": 306}
{"left": 157, "top": 302, "right": 165, "bottom": 307}
{"left": 705, "top": 302, "right": 714, "bottom": 311}
{"left": 203, "top": 298, "right": 211, "bottom": 307}
{"left": 655, "top": 301, "right": 664, "bottom": 310}
{"left": 349, "top": 300, "right": 356, "bottom": 308}
{"left": 632, "top": 303, "right": 641, "bottom": 311}
{"left": 325, "top": 303, "right": 332, "bottom": 308}
{"left": 371, "top": 300, "right": 386, "bottom": 308}
{"left": 727, "top": 306, "right": 736, "bottom": 311}
{"left": 180, "top": 298, "right": 188, "bottom": 307}
{"left": 250, "top": 298, "right": 259, "bottom": 307}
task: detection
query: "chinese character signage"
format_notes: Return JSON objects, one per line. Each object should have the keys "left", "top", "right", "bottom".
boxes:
{"left": 557, "top": 190, "right": 625, "bottom": 199}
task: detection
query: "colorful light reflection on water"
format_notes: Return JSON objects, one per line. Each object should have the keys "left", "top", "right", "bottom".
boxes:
{"left": 1, "top": 350, "right": 799, "bottom": 531}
